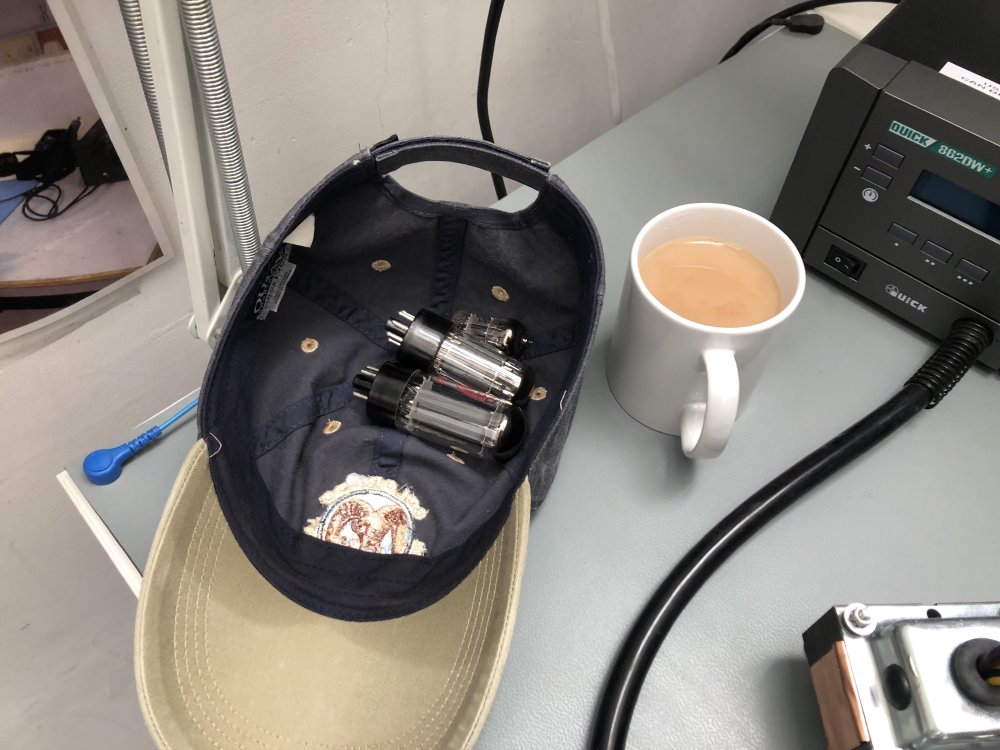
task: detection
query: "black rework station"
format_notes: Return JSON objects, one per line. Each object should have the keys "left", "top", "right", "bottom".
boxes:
{"left": 772, "top": 0, "right": 1000, "bottom": 368}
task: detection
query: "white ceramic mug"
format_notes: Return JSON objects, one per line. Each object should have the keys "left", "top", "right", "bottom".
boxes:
{"left": 607, "top": 203, "right": 806, "bottom": 459}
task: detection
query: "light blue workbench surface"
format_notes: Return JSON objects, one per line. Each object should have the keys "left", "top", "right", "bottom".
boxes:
{"left": 66, "top": 27, "right": 1000, "bottom": 749}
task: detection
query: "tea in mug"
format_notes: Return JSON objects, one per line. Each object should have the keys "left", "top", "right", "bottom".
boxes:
{"left": 639, "top": 236, "right": 781, "bottom": 327}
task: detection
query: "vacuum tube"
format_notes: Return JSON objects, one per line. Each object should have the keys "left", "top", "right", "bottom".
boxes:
{"left": 353, "top": 362, "right": 525, "bottom": 459}
{"left": 451, "top": 310, "right": 528, "bottom": 355}
{"left": 385, "top": 309, "right": 533, "bottom": 405}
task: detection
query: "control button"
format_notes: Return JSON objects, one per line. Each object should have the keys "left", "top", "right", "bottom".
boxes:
{"left": 873, "top": 144, "right": 904, "bottom": 168}
{"left": 921, "top": 240, "right": 952, "bottom": 263}
{"left": 956, "top": 258, "right": 988, "bottom": 282}
{"left": 862, "top": 166, "right": 892, "bottom": 189}
{"left": 888, "top": 223, "right": 918, "bottom": 244}
{"left": 825, "top": 247, "right": 864, "bottom": 279}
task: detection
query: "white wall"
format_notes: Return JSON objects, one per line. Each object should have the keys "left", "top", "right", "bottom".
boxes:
{"left": 0, "top": 1, "right": 797, "bottom": 747}
{"left": 69, "top": 0, "right": 795, "bottom": 244}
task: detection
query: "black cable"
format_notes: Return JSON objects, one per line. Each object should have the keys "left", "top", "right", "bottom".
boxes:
{"left": 21, "top": 183, "right": 62, "bottom": 218}
{"left": 589, "top": 318, "right": 992, "bottom": 750}
{"left": 20, "top": 181, "right": 98, "bottom": 221}
{"left": 720, "top": 0, "right": 900, "bottom": 63}
{"left": 477, "top": 0, "right": 507, "bottom": 200}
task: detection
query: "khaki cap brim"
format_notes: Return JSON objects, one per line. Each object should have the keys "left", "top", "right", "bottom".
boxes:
{"left": 135, "top": 440, "right": 529, "bottom": 750}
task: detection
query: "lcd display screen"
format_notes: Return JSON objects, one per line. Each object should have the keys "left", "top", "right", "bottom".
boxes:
{"left": 910, "top": 170, "right": 1000, "bottom": 241}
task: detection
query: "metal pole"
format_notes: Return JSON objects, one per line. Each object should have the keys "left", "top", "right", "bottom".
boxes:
{"left": 117, "top": 0, "right": 170, "bottom": 178}
{"left": 140, "top": 0, "right": 220, "bottom": 339}
{"left": 177, "top": 0, "right": 261, "bottom": 271}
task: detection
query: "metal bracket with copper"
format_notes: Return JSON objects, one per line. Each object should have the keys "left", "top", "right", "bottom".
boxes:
{"left": 803, "top": 602, "right": 1000, "bottom": 750}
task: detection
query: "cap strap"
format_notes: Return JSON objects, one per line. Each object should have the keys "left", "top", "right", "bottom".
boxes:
{"left": 371, "top": 135, "right": 551, "bottom": 192}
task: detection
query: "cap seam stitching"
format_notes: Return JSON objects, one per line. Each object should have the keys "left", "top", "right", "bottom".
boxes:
{"left": 253, "top": 388, "right": 355, "bottom": 460}
{"left": 406, "top": 528, "right": 500, "bottom": 749}
{"left": 178, "top": 503, "right": 500, "bottom": 749}
{"left": 138, "top": 441, "right": 209, "bottom": 749}
{"left": 465, "top": 484, "right": 527, "bottom": 742}
{"left": 174, "top": 469, "right": 231, "bottom": 748}
{"left": 407, "top": 519, "right": 504, "bottom": 749}
{"left": 286, "top": 270, "right": 393, "bottom": 350}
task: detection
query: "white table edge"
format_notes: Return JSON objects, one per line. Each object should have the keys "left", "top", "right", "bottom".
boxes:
{"left": 58, "top": 469, "right": 142, "bottom": 596}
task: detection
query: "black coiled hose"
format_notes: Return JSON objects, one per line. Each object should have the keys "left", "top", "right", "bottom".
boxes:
{"left": 907, "top": 319, "right": 993, "bottom": 407}
{"left": 590, "top": 319, "right": 993, "bottom": 750}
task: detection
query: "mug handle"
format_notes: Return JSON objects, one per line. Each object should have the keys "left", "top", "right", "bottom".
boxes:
{"left": 680, "top": 349, "right": 739, "bottom": 459}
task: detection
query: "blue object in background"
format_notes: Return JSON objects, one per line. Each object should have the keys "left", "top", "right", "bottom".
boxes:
{"left": 0, "top": 179, "right": 37, "bottom": 225}
{"left": 83, "top": 399, "right": 199, "bottom": 485}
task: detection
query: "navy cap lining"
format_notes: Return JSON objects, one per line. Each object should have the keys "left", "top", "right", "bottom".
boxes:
{"left": 371, "top": 429, "right": 406, "bottom": 480}
{"left": 253, "top": 383, "right": 356, "bottom": 458}
{"left": 518, "top": 323, "right": 576, "bottom": 360}
{"left": 286, "top": 262, "right": 393, "bottom": 349}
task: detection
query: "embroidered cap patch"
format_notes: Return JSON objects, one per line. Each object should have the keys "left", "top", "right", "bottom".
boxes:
{"left": 304, "top": 474, "right": 428, "bottom": 556}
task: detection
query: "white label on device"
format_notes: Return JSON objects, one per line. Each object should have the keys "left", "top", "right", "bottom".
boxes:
{"left": 940, "top": 62, "right": 1000, "bottom": 104}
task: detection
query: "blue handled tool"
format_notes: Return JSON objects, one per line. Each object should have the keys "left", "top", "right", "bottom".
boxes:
{"left": 83, "top": 399, "right": 198, "bottom": 485}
